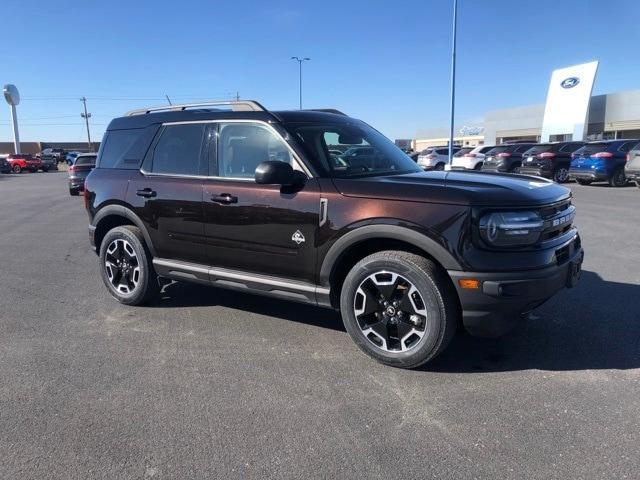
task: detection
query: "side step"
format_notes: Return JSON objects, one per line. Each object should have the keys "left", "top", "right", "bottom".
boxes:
{"left": 153, "top": 258, "right": 332, "bottom": 307}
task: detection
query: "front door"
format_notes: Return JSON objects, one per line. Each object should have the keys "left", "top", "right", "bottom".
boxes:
{"left": 126, "top": 122, "right": 212, "bottom": 265}
{"left": 202, "top": 121, "right": 320, "bottom": 284}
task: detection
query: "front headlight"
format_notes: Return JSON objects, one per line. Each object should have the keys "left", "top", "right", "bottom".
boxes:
{"left": 479, "top": 211, "right": 544, "bottom": 247}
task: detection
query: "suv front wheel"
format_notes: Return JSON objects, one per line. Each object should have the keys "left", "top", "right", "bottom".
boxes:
{"left": 99, "top": 225, "right": 159, "bottom": 305}
{"left": 340, "top": 251, "right": 458, "bottom": 368}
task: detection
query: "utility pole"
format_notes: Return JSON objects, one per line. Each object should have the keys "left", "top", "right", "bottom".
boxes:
{"left": 447, "top": 0, "right": 458, "bottom": 167}
{"left": 80, "top": 96, "right": 92, "bottom": 152}
{"left": 291, "top": 56, "right": 310, "bottom": 109}
{"left": 235, "top": 91, "right": 240, "bottom": 101}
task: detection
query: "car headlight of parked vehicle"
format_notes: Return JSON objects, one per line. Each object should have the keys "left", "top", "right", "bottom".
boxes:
{"left": 479, "top": 210, "right": 544, "bottom": 247}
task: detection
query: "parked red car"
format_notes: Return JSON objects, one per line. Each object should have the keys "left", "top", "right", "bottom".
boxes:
{"left": 6, "top": 153, "right": 42, "bottom": 173}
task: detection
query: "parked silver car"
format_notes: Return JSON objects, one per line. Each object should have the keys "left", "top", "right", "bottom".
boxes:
{"left": 450, "top": 145, "right": 495, "bottom": 170}
{"left": 416, "top": 146, "right": 460, "bottom": 170}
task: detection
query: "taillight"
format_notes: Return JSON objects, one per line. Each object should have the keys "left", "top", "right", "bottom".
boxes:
{"left": 427, "top": 154, "right": 437, "bottom": 159}
{"left": 537, "top": 152, "right": 556, "bottom": 159}
{"left": 68, "top": 165, "right": 75, "bottom": 173}
{"left": 626, "top": 154, "right": 630, "bottom": 162}
{"left": 497, "top": 152, "right": 512, "bottom": 158}
{"left": 464, "top": 153, "right": 477, "bottom": 158}
{"left": 593, "top": 152, "right": 613, "bottom": 158}
{"left": 83, "top": 184, "right": 89, "bottom": 209}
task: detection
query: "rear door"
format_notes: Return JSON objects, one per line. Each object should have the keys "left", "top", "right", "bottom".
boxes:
{"left": 202, "top": 121, "right": 320, "bottom": 284}
{"left": 126, "top": 122, "right": 212, "bottom": 265}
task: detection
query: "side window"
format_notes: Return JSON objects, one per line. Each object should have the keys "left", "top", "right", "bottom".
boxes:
{"left": 151, "top": 124, "right": 206, "bottom": 175}
{"left": 217, "top": 122, "right": 292, "bottom": 178}
{"left": 619, "top": 142, "right": 637, "bottom": 153}
{"left": 99, "top": 125, "right": 159, "bottom": 169}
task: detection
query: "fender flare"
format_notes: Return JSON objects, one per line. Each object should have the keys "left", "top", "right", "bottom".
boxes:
{"left": 319, "top": 224, "right": 462, "bottom": 286}
{"left": 92, "top": 205, "right": 157, "bottom": 256}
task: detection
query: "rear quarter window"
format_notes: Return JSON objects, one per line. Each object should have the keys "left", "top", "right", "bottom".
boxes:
{"left": 97, "top": 125, "right": 159, "bottom": 169}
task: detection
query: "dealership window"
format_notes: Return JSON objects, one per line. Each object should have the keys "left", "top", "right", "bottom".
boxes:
{"left": 152, "top": 124, "right": 206, "bottom": 175}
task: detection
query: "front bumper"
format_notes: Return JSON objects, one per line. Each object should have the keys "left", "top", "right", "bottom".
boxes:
{"left": 448, "top": 235, "right": 583, "bottom": 337}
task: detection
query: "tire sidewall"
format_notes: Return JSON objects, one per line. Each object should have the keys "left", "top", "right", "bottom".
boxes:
{"left": 340, "top": 256, "right": 446, "bottom": 368}
{"left": 99, "top": 226, "right": 153, "bottom": 305}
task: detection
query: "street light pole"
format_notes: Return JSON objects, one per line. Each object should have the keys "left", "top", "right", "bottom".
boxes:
{"left": 291, "top": 56, "right": 310, "bottom": 109}
{"left": 80, "top": 96, "right": 92, "bottom": 152}
{"left": 447, "top": 0, "right": 458, "bottom": 166}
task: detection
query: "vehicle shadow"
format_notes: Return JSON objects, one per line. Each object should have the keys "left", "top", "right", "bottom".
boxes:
{"left": 426, "top": 270, "right": 640, "bottom": 372}
{"left": 152, "top": 270, "right": 640, "bottom": 371}
{"left": 151, "top": 280, "right": 346, "bottom": 332}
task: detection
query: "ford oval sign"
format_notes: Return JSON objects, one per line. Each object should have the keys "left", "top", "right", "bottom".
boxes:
{"left": 561, "top": 77, "right": 580, "bottom": 89}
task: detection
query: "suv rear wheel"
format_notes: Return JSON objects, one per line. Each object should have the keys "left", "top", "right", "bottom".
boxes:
{"left": 553, "top": 166, "right": 570, "bottom": 183}
{"left": 99, "top": 225, "right": 159, "bottom": 305}
{"left": 340, "top": 251, "right": 458, "bottom": 368}
{"left": 609, "top": 168, "right": 627, "bottom": 187}
{"left": 12, "top": 165, "right": 21, "bottom": 174}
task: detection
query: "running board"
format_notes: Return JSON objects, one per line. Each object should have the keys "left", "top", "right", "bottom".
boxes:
{"left": 152, "top": 258, "right": 332, "bottom": 307}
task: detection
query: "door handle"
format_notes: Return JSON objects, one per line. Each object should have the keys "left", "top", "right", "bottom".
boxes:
{"left": 211, "top": 193, "right": 238, "bottom": 204}
{"left": 136, "top": 188, "right": 157, "bottom": 198}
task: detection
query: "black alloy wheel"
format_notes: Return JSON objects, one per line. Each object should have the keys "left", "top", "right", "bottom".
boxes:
{"left": 609, "top": 168, "right": 627, "bottom": 187}
{"left": 340, "top": 251, "right": 457, "bottom": 368}
{"left": 553, "top": 166, "right": 570, "bottom": 183}
{"left": 99, "top": 225, "right": 158, "bottom": 305}
{"left": 353, "top": 271, "right": 427, "bottom": 353}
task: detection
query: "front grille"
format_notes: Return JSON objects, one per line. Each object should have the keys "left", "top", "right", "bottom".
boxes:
{"left": 538, "top": 199, "right": 575, "bottom": 243}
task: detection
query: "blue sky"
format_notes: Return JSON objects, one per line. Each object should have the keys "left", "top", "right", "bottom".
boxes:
{"left": 2, "top": 0, "right": 639, "bottom": 143}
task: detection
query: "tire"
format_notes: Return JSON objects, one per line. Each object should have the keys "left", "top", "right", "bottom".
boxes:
{"left": 609, "top": 168, "right": 627, "bottom": 187}
{"left": 636, "top": 181, "right": 640, "bottom": 189}
{"left": 552, "top": 166, "right": 570, "bottom": 183}
{"left": 434, "top": 163, "right": 445, "bottom": 171}
{"left": 575, "top": 178, "right": 592, "bottom": 185}
{"left": 99, "top": 225, "right": 159, "bottom": 305}
{"left": 508, "top": 162, "right": 521, "bottom": 174}
{"left": 42, "top": 167, "right": 49, "bottom": 173}
{"left": 12, "top": 165, "right": 21, "bottom": 174}
{"left": 69, "top": 188, "right": 79, "bottom": 196}
{"left": 474, "top": 162, "right": 483, "bottom": 170}
{"left": 340, "top": 250, "right": 458, "bottom": 369}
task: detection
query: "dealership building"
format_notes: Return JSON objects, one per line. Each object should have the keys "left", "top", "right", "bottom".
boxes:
{"left": 414, "top": 88, "right": 640, "bottom": 151}
{"left": 414, "top": 62, "right": 640, "bottom": 151}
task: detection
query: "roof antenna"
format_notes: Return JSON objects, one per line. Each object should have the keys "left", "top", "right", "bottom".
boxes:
{"left": 165, "top": 94, "right": 172, "bottom": 105}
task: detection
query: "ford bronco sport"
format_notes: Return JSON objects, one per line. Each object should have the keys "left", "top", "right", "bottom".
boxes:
{"left": 84, "top": 101, "right": 583, "bottom": 368}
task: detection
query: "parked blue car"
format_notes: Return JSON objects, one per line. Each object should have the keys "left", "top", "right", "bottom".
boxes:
{"left": 569, "top": 139, "right": 639, "bottom": 187}
{"left": 65, "top": 151, "right": 81, "bottom": 166}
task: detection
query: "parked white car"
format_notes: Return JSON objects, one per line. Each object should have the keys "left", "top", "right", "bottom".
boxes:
{"left": 450, "top": 145, "right": 495, "bottom": 170}
{"left": 416, "top": 146, "right": 460, "bottom": 170}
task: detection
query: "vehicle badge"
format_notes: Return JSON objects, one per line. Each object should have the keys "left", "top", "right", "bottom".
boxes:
{"left": 291, "top": 230, "right": 305, "bottom": 245}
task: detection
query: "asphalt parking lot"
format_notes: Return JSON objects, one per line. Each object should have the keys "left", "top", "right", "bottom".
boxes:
{"left": 0, "top": 171, "right": 638, "bottom": 479}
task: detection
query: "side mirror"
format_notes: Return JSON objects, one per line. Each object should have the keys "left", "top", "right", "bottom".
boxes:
{"left": 255, "top": 161, "right": 303, "bottom": 185}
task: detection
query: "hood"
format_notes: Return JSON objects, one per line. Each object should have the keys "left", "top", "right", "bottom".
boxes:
{"left": 332, "top": 171, "right": 570, "bottom": 207}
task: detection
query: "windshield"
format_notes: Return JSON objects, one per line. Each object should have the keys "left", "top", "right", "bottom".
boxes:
{"left": 290, "top": 122, "right": 421, "bottom": 178}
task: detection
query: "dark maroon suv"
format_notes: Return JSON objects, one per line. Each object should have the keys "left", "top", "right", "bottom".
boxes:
{"left": 84, "top": 101, "right": 583, "bottom": 368}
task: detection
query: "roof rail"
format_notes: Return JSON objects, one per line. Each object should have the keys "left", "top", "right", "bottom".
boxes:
{"left": 125, "top": 100, "right": 268, "bottom": 116}
{"left": 306, "top": 108, "right": 347, "bottom": 116}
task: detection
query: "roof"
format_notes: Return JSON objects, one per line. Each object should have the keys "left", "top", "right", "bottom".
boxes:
{"left": 107, "top": 102, "right": 356, "bottom": 130}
